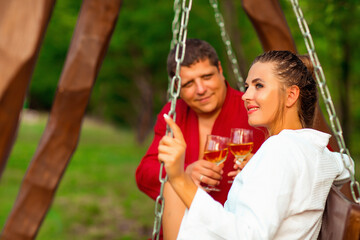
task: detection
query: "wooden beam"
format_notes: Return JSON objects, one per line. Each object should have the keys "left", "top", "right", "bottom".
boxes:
{"left": 0, "top": 0, "right": 56, "bottom": 179}
{"left": 241, "top": 0, "right": 297, "bottom": 52}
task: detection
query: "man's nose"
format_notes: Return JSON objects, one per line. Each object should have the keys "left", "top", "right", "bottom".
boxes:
{"left": 196, "top": 80, "right": 206, "bottom": 95}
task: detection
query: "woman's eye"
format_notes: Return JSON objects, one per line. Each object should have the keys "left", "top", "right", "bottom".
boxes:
{"left": 255, "top": 83, "right": 263, "bottom": 89}
{"left": 244, "top": 86, "right": 249, "bottom": 92}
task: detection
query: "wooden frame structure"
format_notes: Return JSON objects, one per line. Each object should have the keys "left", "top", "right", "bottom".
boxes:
{"left": 0, "top": 0, "right": 338, "bottom": 239}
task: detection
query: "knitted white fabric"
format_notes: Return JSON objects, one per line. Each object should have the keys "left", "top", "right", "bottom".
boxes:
{"left": 178, "top": 129, "right": 352, "bottom": 240}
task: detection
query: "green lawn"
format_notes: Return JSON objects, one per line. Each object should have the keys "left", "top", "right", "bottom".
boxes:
{"left": 0, "top": 113, "right": 154, "bottom": 239}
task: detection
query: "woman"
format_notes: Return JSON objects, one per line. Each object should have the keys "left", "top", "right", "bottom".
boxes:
{"left": 158, "top": 51, "right": 352, "bottom": 239}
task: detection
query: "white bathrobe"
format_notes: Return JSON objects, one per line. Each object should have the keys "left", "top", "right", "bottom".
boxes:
{"left": 177, "top": 129, "right": 353, "bottom": 240}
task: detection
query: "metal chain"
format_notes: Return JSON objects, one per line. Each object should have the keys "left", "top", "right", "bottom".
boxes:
{"left": 170, "top": 0, "right": 181, "bottom": 49}
{"left": 167, "top": 0, "right": 182, "bottom": 99}
{"left": 290, "top": 0, "right": 360, "bottom": 203}
{"left": 209, "top": 0, "right": 245, "bottom": 92}
{"left": 152, "top": 1, "right": 193, "bottom": 239}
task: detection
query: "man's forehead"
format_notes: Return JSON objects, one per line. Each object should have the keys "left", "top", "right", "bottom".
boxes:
{"left": 180, "top": 63, "right": 216, "bottom": 81}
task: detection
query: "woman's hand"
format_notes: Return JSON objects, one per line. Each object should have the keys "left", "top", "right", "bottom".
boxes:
{"left": 158, "top": 114, "right": 201, "bottom": 209}
{"left": 228, "top": 153, "right": 254, "bottom": 180}
{"left": 158, "top": 114, "right": 187, "bottom": 181}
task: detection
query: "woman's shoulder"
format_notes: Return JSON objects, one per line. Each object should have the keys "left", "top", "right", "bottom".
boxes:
{"left": 266, "top": 129, "right": 330, "bottom": 149}
{"left": 255, "top": 129, "right": 330, "bottom": 165}
{"left": 258, "top": 131, "right": 294, "bottom": 152}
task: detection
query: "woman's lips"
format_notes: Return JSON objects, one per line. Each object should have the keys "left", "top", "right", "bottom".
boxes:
{"left": 247, "top": 105, "right": 259, "bottom": 114}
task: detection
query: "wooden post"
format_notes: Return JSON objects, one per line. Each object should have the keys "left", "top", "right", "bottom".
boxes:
{"left": 0, "top": 0, "right": 56, "bottom": 179}
{"left": 1, "top": 0, "right": 122, "bottom": 239}
{"left": 241, "top": 0, "right": 297, "bottom": 52}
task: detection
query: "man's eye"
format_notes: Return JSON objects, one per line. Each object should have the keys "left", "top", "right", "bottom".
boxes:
{"left": 203, "top": 74, "right": 212, "bottom": 80}
{"left": 182, "top": 81, "right": 193, "bottom": 88}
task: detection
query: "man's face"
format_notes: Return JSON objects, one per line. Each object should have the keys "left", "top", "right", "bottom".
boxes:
{"left": 179, "top": 58, "right": 227, "bottom": 117}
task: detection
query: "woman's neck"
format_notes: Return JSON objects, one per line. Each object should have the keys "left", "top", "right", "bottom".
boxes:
{"left": 268, "top": 108, "right": 303, "bottom": 136}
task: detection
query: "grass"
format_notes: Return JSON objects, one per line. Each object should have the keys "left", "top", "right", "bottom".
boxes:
{"left": 0, "top": 112, "right": 154, "bottom": 239}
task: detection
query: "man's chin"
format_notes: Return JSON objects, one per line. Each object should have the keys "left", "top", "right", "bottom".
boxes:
{"left": 194, "top": 106, "right": 220, "bottom": 116}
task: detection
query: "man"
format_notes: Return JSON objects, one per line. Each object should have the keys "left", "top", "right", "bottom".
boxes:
{"left": 136, "top": 39, "right": 265, "bottom": 205}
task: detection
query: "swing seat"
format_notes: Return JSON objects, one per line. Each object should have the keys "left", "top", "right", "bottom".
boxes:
{"left": 318, "top": 183, "right": 360, "bottom": 240}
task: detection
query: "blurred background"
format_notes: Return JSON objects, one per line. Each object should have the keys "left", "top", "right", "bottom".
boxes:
{"left": 0, "top": 0, "right": 359, "bottom": 239}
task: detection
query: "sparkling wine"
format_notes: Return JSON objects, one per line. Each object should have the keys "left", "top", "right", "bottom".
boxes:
{"left": 204, "top": 148, "right": 228, "bottom": 164}
{"left": 229, "top": 142, "right": 253, "bottom": 157}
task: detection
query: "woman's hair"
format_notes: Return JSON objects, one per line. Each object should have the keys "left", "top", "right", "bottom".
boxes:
{"left": 252, "top": 51, "right": 317, "bottom": 128}
{"left": 297, "top": 54, "right": 315, "bottom": 78}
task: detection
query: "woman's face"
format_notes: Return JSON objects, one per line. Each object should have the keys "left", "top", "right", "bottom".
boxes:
{"left": 242, "top": 62, "right": 284, "bottom": 131}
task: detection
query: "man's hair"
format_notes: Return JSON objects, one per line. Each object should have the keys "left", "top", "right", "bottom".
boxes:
{"left": 167, "top": 39, "right": 219, "bottom": 79}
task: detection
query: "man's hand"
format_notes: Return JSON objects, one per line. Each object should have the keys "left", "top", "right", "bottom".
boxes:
{"left": 228, "top": 153, "right": 254, "bottom": 180}
{"left": 185, "top": 160, "right": 224, "bottom": 188}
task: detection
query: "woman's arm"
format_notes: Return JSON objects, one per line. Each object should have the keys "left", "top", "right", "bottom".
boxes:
{"left": 162, "top": 182, "right": 186, "bottom": 239}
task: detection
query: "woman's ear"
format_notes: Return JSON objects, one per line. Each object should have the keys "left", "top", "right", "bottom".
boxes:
{"left": 286, "top": 85, "right": 300, "bottom": 108}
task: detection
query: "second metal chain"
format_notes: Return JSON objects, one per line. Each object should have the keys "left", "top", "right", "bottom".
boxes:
{"left": 152, "top": 1, "right": 193, "bottom": 239}
{"left": 170, "top": 0, "right": 181, "bottom": 50}
{"left": 290, "top": 0, "right": 360, "bottom": 203}
{"left": 167, "top": 0, "right": 182, "bottom": 99}
{"left": 209, "top": 0, "right": 245, "bottom": 92}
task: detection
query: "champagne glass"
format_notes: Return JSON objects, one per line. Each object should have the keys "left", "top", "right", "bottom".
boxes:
{"left": 229, "top": 128, "right": 253, "bottom": 166}
{"left": 202, "top": 135, "right": 229, "bottom": 191}
{"left": 228, "top": 128, "right": 253, "bottom": 184}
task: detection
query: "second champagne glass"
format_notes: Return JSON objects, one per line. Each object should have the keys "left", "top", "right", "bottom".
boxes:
{"left": 203, "top": 135, "right": 229, "bottom": 191}
{"left": 229, "top": 128, "right": 253, "bottom": 166}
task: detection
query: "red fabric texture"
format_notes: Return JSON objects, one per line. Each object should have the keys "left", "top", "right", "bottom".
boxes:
{"left": 136, "top": 83, "right": 266, "bottom": 205}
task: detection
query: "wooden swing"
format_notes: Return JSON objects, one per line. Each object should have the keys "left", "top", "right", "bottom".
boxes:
{"left": 152, "top": 0, "right": 360, "bottom": 239}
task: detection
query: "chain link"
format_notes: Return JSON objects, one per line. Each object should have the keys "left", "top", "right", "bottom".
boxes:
{"left": 209, "top": 0, "right": 245, "bottom": 92}
{"left": 167, "top": 0, "right": 182, "bottom": 99}
{"left": 170, "top": 0, "right": 181, "bottom": 49}
{"left": 290, "top": 0, "right": 359, "bottom": 203}
{"left": 152, "top": 1, "right": 193, "bottom": 239}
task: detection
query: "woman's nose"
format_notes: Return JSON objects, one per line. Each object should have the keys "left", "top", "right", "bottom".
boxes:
{"left": 242, "top": 88, "right": 250, "bottom": 101}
